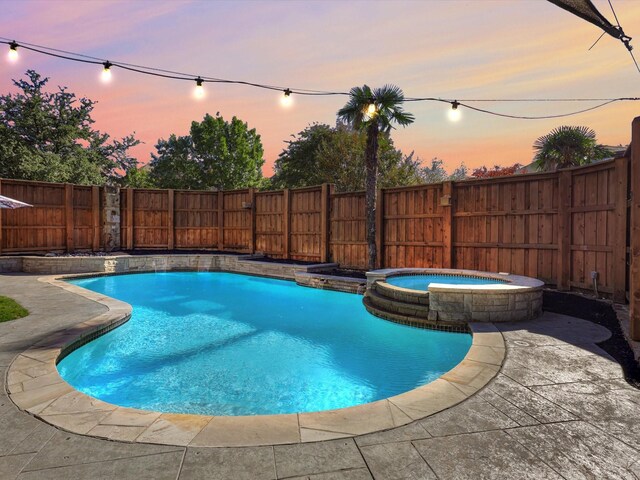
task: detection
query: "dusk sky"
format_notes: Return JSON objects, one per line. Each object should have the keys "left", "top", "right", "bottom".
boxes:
{"left": 2, "top": 0, "right": 639, "bottom": 176}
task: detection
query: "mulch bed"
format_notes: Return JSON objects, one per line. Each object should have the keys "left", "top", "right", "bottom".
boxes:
{"left": 543, "top": 290, "right": 640, "bottom": 389}
{"left": 240, "top": 256, "right": 318, "bottom": 266}
{"left": 125, "top": 249, "right": 239, "bottom": 256}
{"left": 312, "top": 268, "right": 367, "bottom": 279}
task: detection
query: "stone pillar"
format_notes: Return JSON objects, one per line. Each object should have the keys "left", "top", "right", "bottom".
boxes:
{"left": 103, "top": 186, "right": 121, "bottom": 252}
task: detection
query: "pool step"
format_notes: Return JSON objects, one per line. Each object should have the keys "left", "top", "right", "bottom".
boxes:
{"left": 364, "top": 281, "right": 468, "bottom": 331}
{"left": 364, "top": 287, "right": 431, "bottom": 319}
{"left": 362, "top": 295, "right": 429, "bottom": 327}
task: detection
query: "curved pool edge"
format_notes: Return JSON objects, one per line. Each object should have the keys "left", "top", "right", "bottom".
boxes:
{"left": 6, "top": 272, "right": 505, "bottom": 448}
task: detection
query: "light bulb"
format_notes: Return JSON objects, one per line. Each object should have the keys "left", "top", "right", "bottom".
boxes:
{"left": 448, "top": 101, "right": 461, "bottom": 122}
{"left": 101, "top": 61, "right": 112, "bottom": 83}
{"left": 367, "top": 103, "right": 377, "bottom": 115}
{"left": 194, "top": 77, "right": 205, "bottom": 100}
{"left": 280, "top": 88, "right": 293, "bottom": 108}
{"left": 8, "top": 41, "right": 18, "bottom": 62}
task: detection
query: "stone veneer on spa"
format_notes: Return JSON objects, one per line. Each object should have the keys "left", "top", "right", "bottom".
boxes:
{"left": 364, "top": 268, "right": 544, "bottom": 330}
{"left": 3, "top": 254, "right": 507, "bottom": 447}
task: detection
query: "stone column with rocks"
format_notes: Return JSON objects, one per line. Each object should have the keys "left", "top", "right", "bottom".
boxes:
{"left": 103, "top": 186, "right": 121, "bottom": 252}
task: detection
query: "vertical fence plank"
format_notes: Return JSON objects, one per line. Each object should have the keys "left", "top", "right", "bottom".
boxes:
{"left": 217, "top": 191, "right": 224, "bottom": 251}
{"left": 442, "top": 181, "right": 453, "bottom": 268}
{"left": 557, "top": 171, "right": 572, "bottom": 290}
{"left": 320, "top": 184, "right": 331, "bottom": 263}
{"left": 375, "top": 188, "right": 384, "bottom": 269}
{"left": 126, "top": 188, "right": 134, "bottom": 250}
{"left": 248, "top": 188, "right": 255, "bottom": 254}
{"left": 613, "top": 157, "right": 629, "bottom": 302}
{"left": 630, "top": 117, "right": 640, "bottom": 340}
{"left": 167, "top": 189, "right": 174, "bottom": 250}
{"left": 65, "top": 183, "right": 74, "bottom": 253}
{"left": 91, "top": 186, "right": 100, "bottom": 251}
{"left": 283, "top": 188, "right": 290, "bottom": 259}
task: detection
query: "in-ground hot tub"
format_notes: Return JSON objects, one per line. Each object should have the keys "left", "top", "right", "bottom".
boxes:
{"left": 364, "top": 268, "right": 544, "bottom": 330}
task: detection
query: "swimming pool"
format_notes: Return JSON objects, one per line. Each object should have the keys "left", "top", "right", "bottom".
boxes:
{"left": 386, "top": 274, "right": 506, "bottom": 291}
{"left": 58, "top": 272, "right": 471, "bottom": 416}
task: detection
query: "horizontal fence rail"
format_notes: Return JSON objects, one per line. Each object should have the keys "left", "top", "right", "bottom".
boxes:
{"left": 0, "top": 156, "right": 632, "bottom": 299}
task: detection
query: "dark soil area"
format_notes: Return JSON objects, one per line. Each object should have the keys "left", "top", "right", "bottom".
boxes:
{"left": 241, "top": 256, "right": 319, "bottom": 266}
{"left": 126, "top": 249, "right": 241, "bottom": 256}
{"left": 314, "top": 268, "right": 367, "bottom": 279}
{"left": 543, "top": 290, "right": 640, "bottom": 389}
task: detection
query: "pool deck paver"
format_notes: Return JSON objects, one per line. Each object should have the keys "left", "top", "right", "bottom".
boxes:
{"left": 1, "top": 272, "right": 639, "bottom": 479}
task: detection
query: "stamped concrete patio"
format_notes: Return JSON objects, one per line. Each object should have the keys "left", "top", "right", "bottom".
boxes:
{"left": 1, "top": 273, "right": 640, "bottom": 479}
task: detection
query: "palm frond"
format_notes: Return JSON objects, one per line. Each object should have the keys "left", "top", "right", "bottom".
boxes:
{"left": 533, "top": 125, "right": 603, "bottom": 171}
{"left": 337, "top": 85, "right": 374, "bottom": 130}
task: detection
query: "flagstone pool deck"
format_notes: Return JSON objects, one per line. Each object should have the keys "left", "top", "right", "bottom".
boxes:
{"left": 1, "top": 273, "right": 639, "bottom": 479}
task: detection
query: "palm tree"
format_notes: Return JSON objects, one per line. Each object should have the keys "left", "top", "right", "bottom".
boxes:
{"left": 533, "top": 126, "right": 611, "bottom": 171}
{"left": 337, "top": 85, "right": 414, "bottom": 270}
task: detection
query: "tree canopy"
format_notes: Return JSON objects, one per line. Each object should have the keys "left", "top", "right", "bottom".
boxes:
{"left": 471, "top": 163, "right": 522, "bottom": 178}
{"left": 149, "top": 113, "right": 266, "bottom": 190}
{"left": 271, "top": 123, "right": 334, "bottom": 189}
{"left": 421, "top": 158, "right": 468, "bottom": 183}
{"left": 0, "top": 70, "right": 139, "bottom": 185}
{"left": 271, "top": 123, "right": 426, "bottom": 192}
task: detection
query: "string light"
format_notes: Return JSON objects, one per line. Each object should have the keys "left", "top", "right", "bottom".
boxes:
{"left": 8, "top": 41, "right": 18, "bottom": 62}
{"left": 194, "top": 77, "right": 205, "bottom": 100}
{"left": 280, "top": 88, "right": 293, "bottom": 108}
{"left": 448, "top": 100, "right": 461, "bottom": 122}
{"left": 101, "top": 61, "right": 112, "bottom": 83}
{"left": 1, "top": 37, "right": 638, "bottom": 119}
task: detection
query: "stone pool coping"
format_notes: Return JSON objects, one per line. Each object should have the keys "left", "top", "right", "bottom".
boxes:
{"left": 6, "top": 272, "right": 505, "bottom": 448}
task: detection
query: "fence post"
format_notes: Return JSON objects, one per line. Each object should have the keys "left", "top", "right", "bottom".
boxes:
{"left": 167, "top": 189, "right": 174, "bottom": 250}
{"left": 613, "top": 157, "right": 629, "bottom": 303}
{"left": 630, "top": 117, "right": 640, "bottom": 340}
{"left": 217, "top": 191, "right": 224, "bottom": 251}
{"left": 442, "top": 181, "right": 453, "bottom": 268}
{"left": 91, "top": 186, "right": 100, "bottom": 251}
{"left": 375, "top": 188, "right": 384, "bottom": 269}
{"left": 65, "top": 183, "right": 74, "bottom": 253}
{"left": 557, "top": 170, "right": 572, "bottom": 290}
{"left": 126, "top": 188, "right": 134, "bottom": 250}
{"left": 283, "top": 189, "right": 290, "bottom": 259}
{"left": 248, "top": 188, "right": 255, "bottom": 254}
{"left": 320, "top": 184, "right": 331, "bottom": 263}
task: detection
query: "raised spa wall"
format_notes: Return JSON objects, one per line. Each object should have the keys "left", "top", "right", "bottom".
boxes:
{"left": 364, "top": 268, "right": 544, "bottom": 329}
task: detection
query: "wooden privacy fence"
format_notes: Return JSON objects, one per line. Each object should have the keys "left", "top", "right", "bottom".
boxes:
{"left": 120, "top": 184, "right": 331, "bottom": 262}
{"left": 0, "top": 152, "right": 633, "bottom": 301}
{"left": 327, "top": 155, "right": 628, "bottom": 300}
{"left": 0, "top": 179, "right": 101, "bottom": 254}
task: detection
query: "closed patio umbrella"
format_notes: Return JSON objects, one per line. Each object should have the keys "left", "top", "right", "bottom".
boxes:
{"left": 0, "top": 194, "right": 32, "bottom": 209}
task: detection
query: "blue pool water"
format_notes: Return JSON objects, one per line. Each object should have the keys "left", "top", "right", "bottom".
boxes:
{"left": 58, "top": 272, "right": 472, "bottom": 416}
{"left": 386, "top": 274, "right": 505, "bottom": 291}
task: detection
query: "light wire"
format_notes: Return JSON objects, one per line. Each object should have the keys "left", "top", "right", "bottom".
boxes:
{"left": 1, "top": 37, "right": 639, "bottom": 118}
